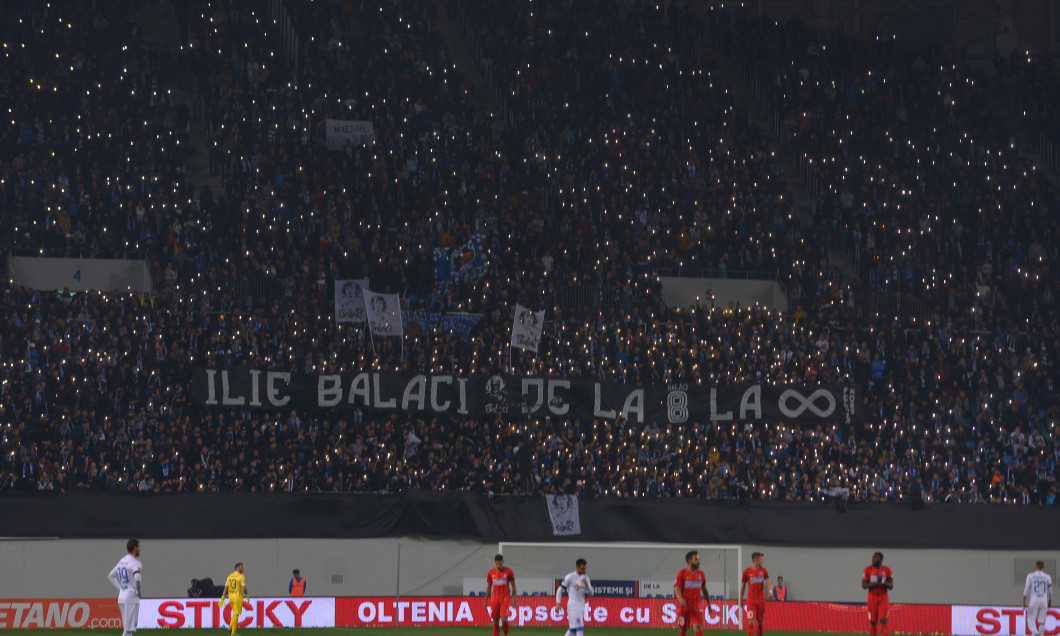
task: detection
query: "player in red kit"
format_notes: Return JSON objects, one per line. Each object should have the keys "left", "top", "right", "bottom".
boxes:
{"left": 674, "top": 550, "right": 714, "bottom": 636}
{"left": 862, "top": 552, "right": 894, "bottom": 636}
{"left": 740, "top": 552, "right": 771, "bottom": 636}
{"left": 485, "top": 554, "right": 517, "bottom": 636}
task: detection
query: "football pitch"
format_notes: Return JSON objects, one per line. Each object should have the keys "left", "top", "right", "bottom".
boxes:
{"left": 25, "top": 629, "right": 907, "bottom": 636}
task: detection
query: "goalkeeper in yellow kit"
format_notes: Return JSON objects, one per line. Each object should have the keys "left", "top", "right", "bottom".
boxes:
{"left": 218, "top": 563, "right": 248, "bottom": 636}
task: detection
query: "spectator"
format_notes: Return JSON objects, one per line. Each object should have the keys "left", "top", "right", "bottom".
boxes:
{"left": 289, "top": 570, "right": 306, "bottom": 597}
{"left": 772, "top": 576, "right": 787, "bottom": 601}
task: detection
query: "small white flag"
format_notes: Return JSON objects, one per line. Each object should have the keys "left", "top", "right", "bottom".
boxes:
{"left": 365, "top": 290, "right": 402, "bottom": 336}
{"left": 511, "top": 304, "right": 545, "bottom": 352}
{"left": 545, "top": 494, "right": 581, "bottom": 536}
{"left": 335, "top": 279, "right": 368, "bottom": 323}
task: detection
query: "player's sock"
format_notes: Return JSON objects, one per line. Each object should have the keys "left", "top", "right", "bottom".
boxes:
{"left": 492, "top": 624, "right": 499, "bottom": 636}
{"left": 880, "top": 621, "right": 888, "bottom": 636}
{"left": 869, "top": 622, "right": 877, "bottom": 636}
{"left": 758, "top": 623, "right": 765, "bottom": 636}
{"left": 503, "top": 623, "right": 509, "bottom": 636}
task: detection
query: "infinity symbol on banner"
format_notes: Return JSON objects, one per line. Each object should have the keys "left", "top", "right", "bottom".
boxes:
{"left": 778, "top": 389, "right": 836, "bottom": 418}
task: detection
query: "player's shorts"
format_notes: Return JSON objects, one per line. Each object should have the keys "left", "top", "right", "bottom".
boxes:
{"left": 678, "top": 603, "right": 705, "bottom": 628}
{"left": 488, "top": 598, "right": 510, "bottom": 621}
{"left": 745, "top": 601, "right": 766, "bottom": 623}
{"left": 118, "top": 599, "right": 139, "bottom": 632}
{"left": 231, "top": 599, "right": 244, "bottom": 619}
{"left": 867, "top": 596, "right": 890, "bottom": 623}
{"left": 567, "top": 602, "right": 585, "bottom": 630}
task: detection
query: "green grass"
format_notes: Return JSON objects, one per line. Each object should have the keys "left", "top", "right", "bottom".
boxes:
{"left": 11, "top": 630, "right": 898, "bottom": 636}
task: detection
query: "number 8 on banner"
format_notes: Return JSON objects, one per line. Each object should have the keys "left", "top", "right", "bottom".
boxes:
{"left": 667, "top": 390, "right": 688, "bottom": 423}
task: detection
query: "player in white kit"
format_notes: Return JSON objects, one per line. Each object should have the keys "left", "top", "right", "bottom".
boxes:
{"left": 555, "top": 558, "right": 594, "bottom": 636}
{"left": 107, "top": 539, "right": 143, "bottom": 636}
{"left": 1023, "top": 560, "right": 1053, "bottom": 636}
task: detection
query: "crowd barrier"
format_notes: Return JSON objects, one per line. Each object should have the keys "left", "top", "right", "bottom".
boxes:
{"left": 0, "top": 596, "right": 1054, "bottom": 634}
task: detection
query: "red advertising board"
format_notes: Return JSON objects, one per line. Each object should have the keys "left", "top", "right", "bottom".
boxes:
{"left": 0, "top": 599, "right": 122, "bottom": 629}
{"left": 952, "top": 606, "right": 1060, "bottom": 635}
{"left": 139, "top": 598, "right": 334, "bottom": 628}
{"left": 0, "top": 596, "right": 971, "bottom": 633}
{"left": 335, "top": 597, "right": 952, "bottom": 632}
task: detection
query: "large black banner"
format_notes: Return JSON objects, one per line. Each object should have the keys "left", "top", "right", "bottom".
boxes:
{"left": 192, "top": 368, "right": 862, "bottom": 425}
{"left": 1, "top": 491, "right": 1057, "bottom": 548}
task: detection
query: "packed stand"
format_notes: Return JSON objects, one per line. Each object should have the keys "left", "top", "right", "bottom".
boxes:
{"left": 458, "top": 0, "right": 835, "bottom": 296}
{"left": 1002, "top": 52, "right": 1060, "bottom": 176}
{"left": 2, "top": 278, "right": 1059, "bottom": 505}
{"left": 728, "top": 14, "right": 1060, "bottom": 331}
{"left": 174, "top": 0, "right": 570, "bottom": 318}
{"left": 1, "top": 1, "right": 1059, "bottom": 505}
{"left": 0, "top": 0, "right": 194, "bottom": 276}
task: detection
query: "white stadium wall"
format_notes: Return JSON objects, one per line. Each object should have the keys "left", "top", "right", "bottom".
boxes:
{"left": 0, "top": 537, "right": 1056, "bottom": 605}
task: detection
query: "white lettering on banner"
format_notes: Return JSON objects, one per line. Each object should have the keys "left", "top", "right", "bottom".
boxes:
{"left": 457, "top": 377, "right": 469, "bottom": 414}
{"left": 0, "top": 601, "right": 93, "bottom": 629}
{"left": 622, "top": 389, "right": 645, "bottom": 422}
{"left": 594, "top": 383, "right": 617, "bottom": 418}
{"left": 221, "top": 370, "right": 244, "bottom": 406}
{"left": 662, "top": 602, "right": 677, "bottom": 624}
{"left": 952, "top": 605, "right": 1060, "bottom": 636}
{"left": 143, "top": 598, "right": 330, "bottom": 629}
{"left": 401, "top": 375, "right": 427, "bottom": 411}
{"left": 248, "top": 369, "right": 261, "bottom": 406}
{"left": 205, "top": 369, "right": 217, "bottom": 404}
{"left": 357, "top": 601, "right": 473, "bottom": 625}
{"left": 522, "top": 379, "right": 544, "bottom": 413}
{"left": 267, "top": 372, "right": 291, "bottom": 407}
{"left": 349, "top": 373, "right": 370, "bottom": 406}
{"left": 196, "top": 369, "right": 860, "bottom": 425}
{"left": 373, "top": 372, "right": 397, "bottom": 408}
{"left": 740, "top": 384, "right": 762, "bottom": 419}
{"left": 619, "top": 607, "right": 651, "bottom": 624}
{"left": 710, "top": 388, "right": 733, "bottom": 420}
{"left": 318, "top": 375, "right": 342, "bottom": 407}
{"left": 548, "top": 380, "right": 571, "bottom": 415}
{"left": 778, "top": 388, "right": 836, "bottom": 418}
{"left": 430, "top": 376, "right": 452, "bottom": 411}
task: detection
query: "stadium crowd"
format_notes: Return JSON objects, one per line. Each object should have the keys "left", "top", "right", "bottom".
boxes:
{"left": 1, "top": 0, "right": 1059, "bottom": 506}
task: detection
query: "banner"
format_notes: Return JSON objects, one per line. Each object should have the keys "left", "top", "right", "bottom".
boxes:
{"left": 545, "top": 494, "right": 581, "bottom": 536}
{"left": 325, "top": 119, "right": 375, "bottom": 150}
{"left": 952, "top": 606, "right": 1060, "bottom": 635}
{"left": 660, "top": 277, "right": 788, "bottom": 313}
{"left": 511, "top": 304, "right": 545, "bottom": 352}
{"left": 333, "top": 597, "right": 952, "bottom": 631}
{"left": 335, "top": 279, "right": 368, "bottom": 323}
{"left": 0, "top": 599, "right": 122, "bottom": 629}
{"left": 192, "top": 368, "right": 863, "bottom": 426}
{"left": 402, "top": 311, "right": 482, "bottom": 340}
{"left": 0, "top": 598, "right": 1021, "bottom": 634}
{"left": 434, "top": 235, "right": 488, "bottom": 290}
{"left": 583, "top": 580, "right": 638, "bottom": 598}
{"left": 138, "top": 598, "right": 334, "bottom": 629}
{"left": 639, "top": 580, "right": 724, "bottom": 598}
{"left": 364, "top": 291, "right": 402, "bottom": 336}
{"left": 8, "top": 256, "right": 153, "bottom": 293}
